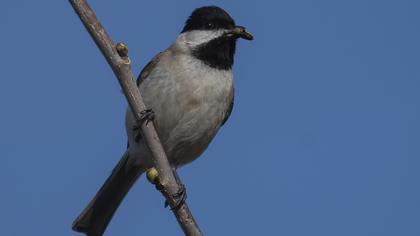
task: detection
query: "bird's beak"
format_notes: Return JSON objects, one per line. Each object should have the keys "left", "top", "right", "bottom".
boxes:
{"left": 231, "top": 26, "right": 253, "bottom": 40}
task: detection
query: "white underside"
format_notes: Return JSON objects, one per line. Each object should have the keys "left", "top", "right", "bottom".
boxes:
{"left": 125, "top": 45, "right": 233, "bottom": 168}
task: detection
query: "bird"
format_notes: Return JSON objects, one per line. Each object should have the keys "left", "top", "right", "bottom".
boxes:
{"left": 72, "top": 5, "right": 253, "bottom": 236}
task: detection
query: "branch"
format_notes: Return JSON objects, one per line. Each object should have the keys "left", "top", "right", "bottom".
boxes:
{"left": 68, "top": 0, "right": 202, "bottom": 235}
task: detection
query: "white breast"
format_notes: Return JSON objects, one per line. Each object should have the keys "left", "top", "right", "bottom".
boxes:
{"left": 126, "top": 52, "right": 233, "bottom": 167}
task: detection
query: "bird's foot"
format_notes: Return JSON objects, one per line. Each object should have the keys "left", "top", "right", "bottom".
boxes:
{"left": 147, "top": 167, "right": 188, "bottom": 210}
{"left": 165, "top": 184, "right": 187, "bottom": 211}
{"left": 133, "top": 109, "right": 155, "bottom": 142}
{"left": 139, "top": 109, "right": 155, "bottom": 124}
{"left": 165, "top": 169, "right": 187, "bottom": 210}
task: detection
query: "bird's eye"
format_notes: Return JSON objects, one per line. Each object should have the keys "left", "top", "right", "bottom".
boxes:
{"left": 206, "top": 23, "right": 213, "bottom": 29}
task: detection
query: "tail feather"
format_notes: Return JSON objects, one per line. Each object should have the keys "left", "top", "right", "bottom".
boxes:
{"left": 72, "top": 151, "right": 144, "bottom": 236}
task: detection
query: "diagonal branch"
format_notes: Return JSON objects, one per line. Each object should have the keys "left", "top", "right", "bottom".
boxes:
{"left": 68, "top": 0, "right": 202, "bottom": 235}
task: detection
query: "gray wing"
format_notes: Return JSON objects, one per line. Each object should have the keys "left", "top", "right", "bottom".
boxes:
{"left": 136, "top": 51, "right": 166, "bottom": 86}
{"left": 221, "top": 88, "right": 234, "bottom": 126}
{"left": 128, "top": 51, "right": 166, "bottom": 148}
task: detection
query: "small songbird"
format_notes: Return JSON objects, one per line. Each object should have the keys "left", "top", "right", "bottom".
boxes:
{"left": 72, "top": 6, "right": 253, "bottom": 236}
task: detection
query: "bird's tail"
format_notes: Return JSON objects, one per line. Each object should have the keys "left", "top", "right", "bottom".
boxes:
{"left": 72, "top": 151, "right": 145, "bottom": 236}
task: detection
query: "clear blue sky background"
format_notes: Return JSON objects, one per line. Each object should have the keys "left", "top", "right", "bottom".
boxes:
{"left": 1, "top": 0, "right": 419, "bottom": 235}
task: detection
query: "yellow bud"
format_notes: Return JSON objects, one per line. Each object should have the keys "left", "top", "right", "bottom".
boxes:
{"left": 146, "top": 168, "right": 159, "bottom": 184}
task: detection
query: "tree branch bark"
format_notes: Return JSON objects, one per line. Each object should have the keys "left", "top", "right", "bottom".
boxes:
{"left": 68, "top": 0, "right": 203, "bottom": 235}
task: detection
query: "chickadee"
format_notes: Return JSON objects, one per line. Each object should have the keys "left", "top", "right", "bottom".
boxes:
{"left": 73, "top": 6, "right": 253, "bottom": 236}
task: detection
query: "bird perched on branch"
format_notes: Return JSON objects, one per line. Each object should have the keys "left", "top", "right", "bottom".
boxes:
{"left": 73, "top": 5, "right": 253, "bottom": 236}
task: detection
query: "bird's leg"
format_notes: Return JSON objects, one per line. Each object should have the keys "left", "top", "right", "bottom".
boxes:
{"left": 164, "top": 168, "right": 187, "bottom": 210}
{"left": 133, "top": 109, "right": 155, "bottom": 142}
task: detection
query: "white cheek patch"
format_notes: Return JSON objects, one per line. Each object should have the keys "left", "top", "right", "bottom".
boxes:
{"left": 180, "top": 30, "right": 226, "bottom": 47}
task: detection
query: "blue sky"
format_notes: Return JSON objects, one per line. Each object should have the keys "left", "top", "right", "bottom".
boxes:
{"left": 1, "top": 0, "right": 419, "bottom": 235}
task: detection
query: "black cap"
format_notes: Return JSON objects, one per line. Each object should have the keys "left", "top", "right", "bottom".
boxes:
{"left": 181, "top": 6, "right": 235, "bottom": 33}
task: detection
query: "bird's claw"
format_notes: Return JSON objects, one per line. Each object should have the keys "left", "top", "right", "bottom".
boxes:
{"left": 139, "top": 109, "right": 155, "bottom": 125}
{"left": 133, "top": 109, "right": 155, "bottom": 142}
{"left": 164, "top": 184, "right": 187, "bottom": 211}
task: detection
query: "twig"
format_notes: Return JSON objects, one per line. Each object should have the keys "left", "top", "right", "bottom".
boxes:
{"left": 68, "top": 0, "right": 203, "bottom": 235}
